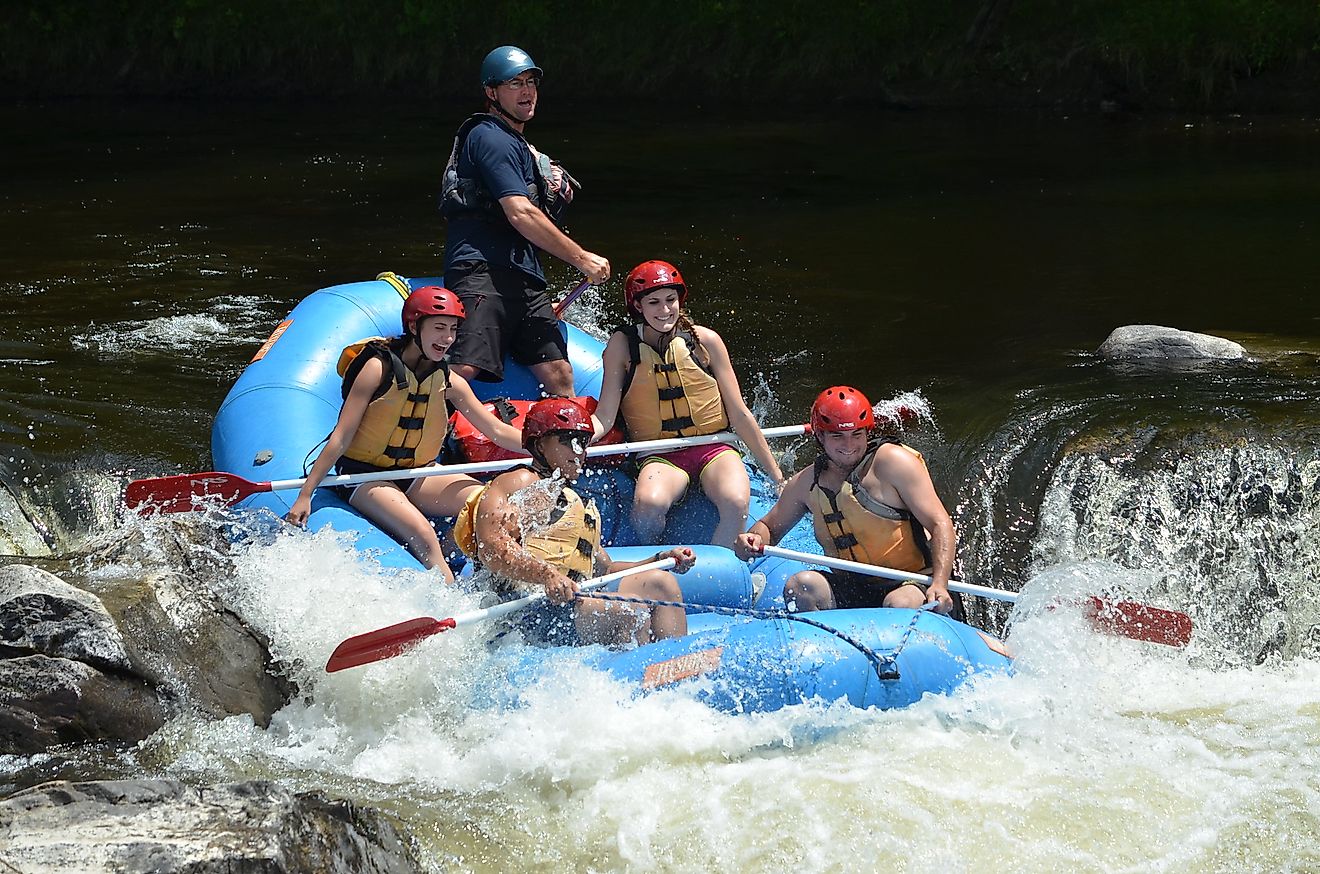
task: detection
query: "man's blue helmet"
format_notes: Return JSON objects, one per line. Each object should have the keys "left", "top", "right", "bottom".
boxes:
{"left": 480, "top": 46, "right": 543, "bottom": 86}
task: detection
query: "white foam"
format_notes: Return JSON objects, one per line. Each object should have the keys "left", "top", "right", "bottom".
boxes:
{"left": 122, "top": 525, "right": 1320, "bottom": 871}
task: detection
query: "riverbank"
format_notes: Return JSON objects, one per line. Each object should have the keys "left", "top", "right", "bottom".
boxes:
{"left": 4, "top": 1, "right": 1320, "bottom": 113}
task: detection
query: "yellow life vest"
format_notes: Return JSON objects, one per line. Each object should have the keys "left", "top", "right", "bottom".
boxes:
{"left": 338, "top": 337, "right": 450, "bottom": 470}
{"left": 617, "top": 325, "right": 729, "bottom": 441}
{"left": 807, "top": 439, "right": 933, "bottom": 573}
{"left": 454, "top": 479, "right": 601, "bottom": 583}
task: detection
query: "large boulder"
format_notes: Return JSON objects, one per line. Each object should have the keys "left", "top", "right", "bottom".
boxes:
{"left": 0, "top": 655, "right": 165, "bottom": 752}
{"left": 82, "top": 522, "right": 296, "bottom": 727}
{"left": 0, "top": 779, "right": 419, "bottom": 873}
{"left": 0, "top": 564, "right": 131, "bottom": 671}
{"left": 1097, "top": 325, "right": 1248, "bottom": 362}
{"left": 105, "top": 569, "right": 296, "bottom": 727}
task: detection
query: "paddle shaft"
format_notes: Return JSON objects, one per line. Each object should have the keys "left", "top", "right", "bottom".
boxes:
{"left": 761, "top": 546, "right": 1008, "bottom": 603}
{"left": 446, "top": 556, "right": 676, "bottom": 629}
{"left": 760, "top": 545, "right": 1193, "bottom": 647}
{"left": 262, "top": 425, "right": 809, "bottom": 494}
{"left": 553, "top": 279, "right": 592, "bottom": 317}
{"left": 324, "top": 557, "right": 676, "bottom": 672}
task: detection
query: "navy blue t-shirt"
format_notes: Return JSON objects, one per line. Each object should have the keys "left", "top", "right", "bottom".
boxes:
{"left": 442, "top": 117, "right": 545, "bottom": 286}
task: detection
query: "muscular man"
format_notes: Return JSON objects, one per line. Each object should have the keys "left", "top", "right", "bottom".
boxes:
{"left": 736, "top": 386, "right": 956, "bottom": 614}
{"left": 453, "top": 397, "right": 691, "bottom": 646}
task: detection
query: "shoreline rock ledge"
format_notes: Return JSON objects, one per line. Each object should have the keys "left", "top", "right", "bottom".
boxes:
{"left": 1097, "top": 325, "right": 1249, "bottom": 362}
{"left": 0, "top": 779, "right": 420, "bottom": 873}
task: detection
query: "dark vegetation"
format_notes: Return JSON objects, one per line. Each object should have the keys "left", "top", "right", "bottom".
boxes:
{"left": 5, "top": 0, "right": 1320, "bottom": 110}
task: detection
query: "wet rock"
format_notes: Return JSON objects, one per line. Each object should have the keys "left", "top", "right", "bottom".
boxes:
{"left": 0, "top": 564, "right": 131, "bottom": 672}
{"left": 107, "top": 569, "right": 296, "bottom": 728}
{"left": 84, "top": 524, "right": 296, "bottom": 727}
{"left": 0, "top": 655, "right": 165, "bottom": 753}
{"left": 0, "top": 779, "right": 419, "bottom": 873}
{"left": 1097, "top": 325, "right": 1248, "bottom": 362}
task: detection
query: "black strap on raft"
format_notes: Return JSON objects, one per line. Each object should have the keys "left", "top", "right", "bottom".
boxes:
{"left": 580, "top": 593, "right": 902, "bottom": 681}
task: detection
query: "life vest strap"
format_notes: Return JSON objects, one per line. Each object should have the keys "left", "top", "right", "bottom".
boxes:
{"left": 654, "top": 362, "right": 679, "bottom": 373}
{"left": 382, "top": 446, "right": 417, "bottom": 462}
{"left": 657, "top": 386, "right": 685, "bottom": 401}
{"left": 575, "top": 537, "right": 594, "bottom": 557}
{"left": 398, "top": 416, "right": 425, "bottom": 430}
{"left": 661, "top": 416, "right": 695, "bottom": 433}
{"left": 833, "top": 533, "right": 859, "bottom": 550}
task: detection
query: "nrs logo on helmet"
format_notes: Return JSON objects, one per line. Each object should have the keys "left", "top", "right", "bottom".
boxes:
{"left": 811, "top": 386, "right": 874, "bottom": 433}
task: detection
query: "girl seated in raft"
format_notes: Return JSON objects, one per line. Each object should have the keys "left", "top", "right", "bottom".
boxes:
{"left": 589, "top": 260, "right": 785, "bottom": 548}
{"left": 286, "top": 286, "right": 523, "bottom": 580}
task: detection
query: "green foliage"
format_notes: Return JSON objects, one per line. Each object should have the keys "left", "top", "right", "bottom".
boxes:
{"left": 2, "top": 0, "right": 1318, "bottom": 107}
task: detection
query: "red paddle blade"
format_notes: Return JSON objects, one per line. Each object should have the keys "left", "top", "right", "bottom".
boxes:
{"left": 1084, "top": 596, "right": 1193, "bottom": 648}
{"left": 123, "top": 471, "right": 265, "bottom": 515}
{"left": 325, "top": 616, "right": 456, "bottom": 673}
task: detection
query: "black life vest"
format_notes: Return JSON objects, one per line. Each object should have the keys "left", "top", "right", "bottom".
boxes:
{"left": 440, "top": 113, "right": 579, "bottom": 230}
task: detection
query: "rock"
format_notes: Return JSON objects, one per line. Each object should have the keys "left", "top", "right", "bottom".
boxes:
{"left": 0, "top": 779, "right": 420, "bottom": 873}
{"left": 0, "top": 564, "right": 132, "bottom": 672}
{"left": 0, "top": 655, "right": 165, "bottom": 752}
{"left": 107, "top": 569, "right": 296, "bottom": 728}
{"left": 1096, "top": 325, "right": 1248, "bottom": 362}
{"left": 82, "top": 524, "right": 296, "bottom": 727}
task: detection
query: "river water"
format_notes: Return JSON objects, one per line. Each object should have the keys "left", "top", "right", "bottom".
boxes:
{"left": 2, "top": 99, "right": 1320, "bottom": 870}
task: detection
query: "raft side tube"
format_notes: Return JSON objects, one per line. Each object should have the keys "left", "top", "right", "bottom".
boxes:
{"left": 594, "top": 606, "right": 1012, "bottom": 713}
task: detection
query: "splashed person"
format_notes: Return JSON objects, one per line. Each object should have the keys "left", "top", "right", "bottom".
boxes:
{"left": 735, "top": 386, "right": 956, "bottom": 614}
{"left": 589, "top": 260, "right": 786, "bottom": 548}
{"left": 441, "top": 45, "right": 610, "bottom": 396}
{"left": 453, "top": 397, "right": 692, "bottom": 646}
{"left": 286, "top": 287, "right": 522, "bottom": 579}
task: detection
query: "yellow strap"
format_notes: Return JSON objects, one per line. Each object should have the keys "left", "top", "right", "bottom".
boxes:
{"left": 376, "top": 272, "right": 411, "bottom": 300}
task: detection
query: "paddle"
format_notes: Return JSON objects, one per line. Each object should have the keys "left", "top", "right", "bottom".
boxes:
{"left": 553, "top": 278, "right": 592, "bottom": 318}
{"left": 324, "top": 556, "right": 677, "bottom": 672}
{"left": 124, "top": 425, "right": 810, "bottom": 514}
{"left": 758, "top": 545, "right": 1193, "bottom": 648}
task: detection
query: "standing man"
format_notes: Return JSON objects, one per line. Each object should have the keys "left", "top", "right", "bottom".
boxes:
{"left": 441, "top": 45, "right": 610, "bottom": 396}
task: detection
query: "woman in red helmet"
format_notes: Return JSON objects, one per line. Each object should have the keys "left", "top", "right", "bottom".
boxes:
{"left": 286, "top": 286, "right": 523, "bottom": 580}
{"left": 589, "top": 260, "right": 785, "bottom": 548}
{"left": 453, "top": 397, "right": 693, "bottom": 646}
{"left": 734, "top": 386, "right": 956, "bottom": 614}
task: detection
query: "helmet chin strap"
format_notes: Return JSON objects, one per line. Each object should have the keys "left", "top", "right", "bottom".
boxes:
{"left": 487, "top": 95, "right": 523, "bottom": 126}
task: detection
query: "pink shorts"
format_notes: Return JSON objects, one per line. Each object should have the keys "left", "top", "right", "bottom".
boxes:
{"left": 638, "top": 442, "right": 740, "bottom": 480}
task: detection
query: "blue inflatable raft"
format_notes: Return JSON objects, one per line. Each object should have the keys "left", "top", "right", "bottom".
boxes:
{"left": 212, "top": 274, "right": 1012, "bottom": 712}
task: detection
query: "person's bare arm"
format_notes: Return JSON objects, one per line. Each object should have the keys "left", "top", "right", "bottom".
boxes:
{"left": 499, "top": 195, "right": 609, "bottom": 284}
{"left": 285, "top": 357, "right": 381, "bottom": 525}
{"left": 873, "top": 446, "right": 956, "bottom": 608}
{"left": 589, "top": 332, "right": 630, "bottom": 441}
{"left": 448, "top": 372, "right": 524, "bottom": 452}
{"left": 473, "top": 470, "right": 579, "bottom": 604}
{"left": 734, "top": 469, "right": 811, "bottom": 560}
{"left": 697, "top": 327, "right": 784, "bottom": 486}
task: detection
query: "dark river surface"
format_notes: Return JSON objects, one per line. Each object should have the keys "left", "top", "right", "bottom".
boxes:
{"left": 3, "top": 98, "right": 1320, "bottom": 869}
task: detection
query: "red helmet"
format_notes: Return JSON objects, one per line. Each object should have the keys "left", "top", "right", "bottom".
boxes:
{"left": 402, "top": 286, "right": 465, "bottom": 334}
{"left": 624, "top": 260, "right": 687, "bottom": 315}
{"left": 522, "top": 397, "right": 594, "bottom": 451}
{"left": 811, "top": 386, "right": 874, "bottom": 433}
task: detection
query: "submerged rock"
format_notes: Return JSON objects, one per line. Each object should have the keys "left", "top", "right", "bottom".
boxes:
{"left": 1097, "top": 325, "right": 1248, "bottom": 362}
{"left": 0, "top": 655, "right": 165, "bottom": 752}
{"left": 84, "top": 523, "right": 297, "bottom": 727}
{"left": 0, "top": 779, "right": 419, "bottom": 873}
